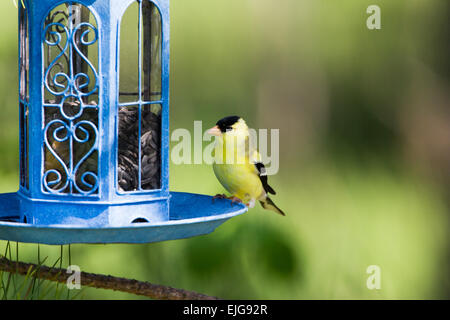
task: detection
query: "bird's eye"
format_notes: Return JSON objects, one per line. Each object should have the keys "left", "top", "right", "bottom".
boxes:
{"left": 225, "top": 126, "right": 233, "bottom": 131}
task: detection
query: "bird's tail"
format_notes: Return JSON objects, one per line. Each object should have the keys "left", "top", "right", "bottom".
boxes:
{"left": 260, "top": 196, "right": 285, "bottom": 216}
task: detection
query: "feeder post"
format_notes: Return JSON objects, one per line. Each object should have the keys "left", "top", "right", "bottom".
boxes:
{"left": 13, "top": 0, "right": 173, "bottom": 225}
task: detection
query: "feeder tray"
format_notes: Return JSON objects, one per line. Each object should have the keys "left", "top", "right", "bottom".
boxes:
{"left": 0, "top": 192, "right": 247, "bottom": 245}
{"left": 0, "top": 0, "right": 247, "bottom": 245}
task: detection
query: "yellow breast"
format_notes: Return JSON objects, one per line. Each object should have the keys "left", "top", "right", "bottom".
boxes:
{"left": 212, "top": 135, "right": 264, "bottom": 201}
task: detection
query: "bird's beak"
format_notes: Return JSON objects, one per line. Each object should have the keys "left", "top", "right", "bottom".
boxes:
{"left": 207, "top": 125, "right": 222, "bottom": 136}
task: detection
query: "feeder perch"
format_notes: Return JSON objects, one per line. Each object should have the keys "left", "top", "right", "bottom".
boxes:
{"left": 0, "top": 0, "right": 246, "bottom": 245}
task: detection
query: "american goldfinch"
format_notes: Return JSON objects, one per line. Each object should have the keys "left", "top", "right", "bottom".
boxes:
{"left": 207, "top": 116, "right": 285, "bottom": 216}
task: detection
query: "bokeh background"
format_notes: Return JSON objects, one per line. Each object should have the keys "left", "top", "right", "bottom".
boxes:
{"left": 1, "top": 0, "right": 449, "bottom": 299}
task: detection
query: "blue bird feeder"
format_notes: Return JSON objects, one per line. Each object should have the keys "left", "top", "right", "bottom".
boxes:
{"left": 0, "top": 0, "right": 246, "bottom": 245}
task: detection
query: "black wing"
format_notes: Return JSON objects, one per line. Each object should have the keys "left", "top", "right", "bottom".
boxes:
{"left": 254, "top": 163, "right": 276, "bottom": 195}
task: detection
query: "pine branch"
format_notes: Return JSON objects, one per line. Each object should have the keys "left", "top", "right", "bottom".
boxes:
{"left": 0, "top": 255, "right": 219, "bottom": 300}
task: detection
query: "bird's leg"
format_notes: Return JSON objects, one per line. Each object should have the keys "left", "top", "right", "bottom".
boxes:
{"left": 230, "top": 196, "right": 243, "bottom": 206}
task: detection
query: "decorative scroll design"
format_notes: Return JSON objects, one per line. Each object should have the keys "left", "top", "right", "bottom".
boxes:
{"left": 44, "top": 22, "right": 98, "bottom": 106}
{"left": 42, "top": 3, "right": 99, "bottom": 195}
{"left": 43, "top": 117, "right": 99, "bottom": 195}
{"left": 43, "top": 8, "right": 70, "bottom": 94}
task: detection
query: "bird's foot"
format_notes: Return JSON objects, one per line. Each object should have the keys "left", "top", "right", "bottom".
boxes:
{"left": 212, "top": 194, "right": 243, "bottom": 206}
{"left": 212, "top": 194, "right": 229, "bottom": 203}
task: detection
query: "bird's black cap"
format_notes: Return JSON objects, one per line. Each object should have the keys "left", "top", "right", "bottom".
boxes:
{"left": 216, "top": 116, "right": 241, "bottom": 133}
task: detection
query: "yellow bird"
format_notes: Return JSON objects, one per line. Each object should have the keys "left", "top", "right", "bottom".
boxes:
{"left": 207, "top": 116, "right": 285, "bottom": 216}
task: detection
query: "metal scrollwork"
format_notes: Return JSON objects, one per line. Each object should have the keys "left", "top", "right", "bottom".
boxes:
{"left": 43, "top": 3, "right": 99, "bottom": 196}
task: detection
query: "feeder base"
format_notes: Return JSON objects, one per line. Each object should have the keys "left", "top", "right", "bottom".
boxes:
{"left": 0, "top": 192, "right": 247, "bottom": 245}
{"left": 17, "top": 194, "right": 170, "bottom": 227}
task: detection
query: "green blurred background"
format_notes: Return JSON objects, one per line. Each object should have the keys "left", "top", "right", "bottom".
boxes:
{"left": 1, "top": 0, "right": 449, "bottom": 299}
